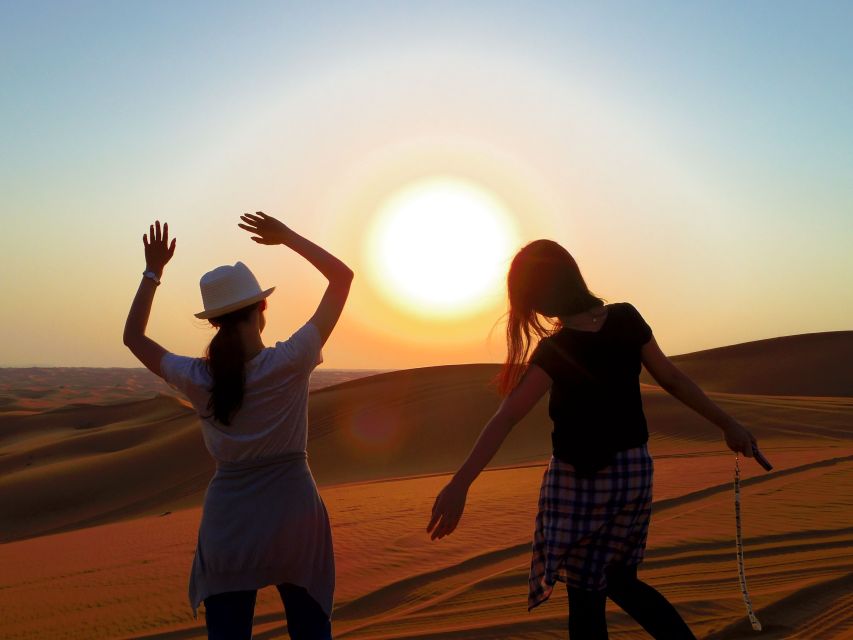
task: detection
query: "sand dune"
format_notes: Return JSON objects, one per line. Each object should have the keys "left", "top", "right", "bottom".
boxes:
{"left": 641, "top": 331, "right": 853, "bottom": 397}
{"left": 1, "top": 445, "right": 851, "bottom": 639}
{"left": 0, "top": 369, "right": 379, "bottom": 542}
{"left": 0, "top": 394, "right": 210, "bottom": 542}
{"left": 1, "top": 331, "right": 852, "bottom": 638}
{"left": 3, "top": 332, "right": 850, "bottom": 543}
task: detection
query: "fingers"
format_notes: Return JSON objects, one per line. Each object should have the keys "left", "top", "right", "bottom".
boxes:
{"left": 429, "top": 514, "right": 445, "bottom": 539}
{"left": 427, "top": 501, "right": 461, "bottom": 540}
{"left": 431, "top": 514, "right": 460, "bottom": 540}
{"left": 427, "top": 511, "right": 440, "bottom": 533}
{"left": 148, "top": 221, "right": 169, "bottom": 244}
{"left": 239, "top": 216, "right": 263, "bottom": 235}
{"left": 144, "top": 221, "right": 175, "bottom": 256}
{"left": 445, "top": 517, "right": 460, "bottom": 536}
{"left": 743, "top": 429, "right": 756, "bottom": 456}
{"left": 427, "top": 493, "right": 444, "bottom": 535}
{"left": 736, "top": 434, "right": 753, "bottom": 457}
{"left": 238, "top": 219, "right": 267, "bottom": 244}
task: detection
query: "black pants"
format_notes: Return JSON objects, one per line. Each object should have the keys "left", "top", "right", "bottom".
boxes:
{"left": 567, "top": 566, "right": 696, "bottom": 639}
{"left": 204, "top": 583, "right": 331, "bottom": 640}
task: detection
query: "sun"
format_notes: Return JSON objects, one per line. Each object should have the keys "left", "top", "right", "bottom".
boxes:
{"left": 366, "top": 177, "right": 519, "bottom": 318}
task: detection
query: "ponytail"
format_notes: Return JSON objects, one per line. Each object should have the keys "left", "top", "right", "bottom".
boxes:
{"left": 204, "top": 303, "right": 258, "bottom": 425}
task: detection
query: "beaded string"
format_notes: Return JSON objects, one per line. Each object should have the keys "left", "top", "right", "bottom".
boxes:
{"left": 734, "top": 454, "right": 762, "bottom": 631}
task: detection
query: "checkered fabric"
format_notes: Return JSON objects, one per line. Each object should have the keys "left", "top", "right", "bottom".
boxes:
{"left": 528, "top": 444, "right": 653, "bottom": 610}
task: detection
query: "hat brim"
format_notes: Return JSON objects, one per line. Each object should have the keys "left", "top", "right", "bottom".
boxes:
{"left": 194, "top": 287, "right": 276, "bottom": 319}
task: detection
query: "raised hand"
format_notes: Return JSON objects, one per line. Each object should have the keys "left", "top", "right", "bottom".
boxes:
{"left": 427, "top": 479, "right": 469, "bottom": 540}
{"left": 238, "top": 211, "right": 292, "bottom": 245}
{"left": 143, "top": 220, "right": 176, "bottom": 276}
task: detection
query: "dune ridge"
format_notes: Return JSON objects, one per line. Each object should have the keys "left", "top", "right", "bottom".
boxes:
{"left": 642, "top": 330, "right": 853, "bottom": 397}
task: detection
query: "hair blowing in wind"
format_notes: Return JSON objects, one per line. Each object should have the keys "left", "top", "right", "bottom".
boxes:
{"left": 498, "top": 240, "right": 605, "bottom": 395}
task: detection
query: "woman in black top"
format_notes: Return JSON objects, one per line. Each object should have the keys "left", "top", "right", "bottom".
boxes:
{"left": 428, "top": 239, "right": 758, "bottom": 639}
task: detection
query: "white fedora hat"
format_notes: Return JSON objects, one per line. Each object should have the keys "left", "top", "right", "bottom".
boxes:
{"left": 195, "top": 261, "right": 275, "bottom": 319}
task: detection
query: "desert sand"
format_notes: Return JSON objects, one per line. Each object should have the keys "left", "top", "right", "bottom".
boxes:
{"left": 1, "top": 332, "right": 852, "bottom": 639}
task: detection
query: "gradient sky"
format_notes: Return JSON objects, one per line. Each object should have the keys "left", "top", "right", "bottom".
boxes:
{"left": 1, "top": 1, "right": 851, "bottom": 368}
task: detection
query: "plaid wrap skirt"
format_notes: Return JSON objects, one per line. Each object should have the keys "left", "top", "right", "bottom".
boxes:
{"left": 528, "top": 444, "right": 653, "bottom": 610}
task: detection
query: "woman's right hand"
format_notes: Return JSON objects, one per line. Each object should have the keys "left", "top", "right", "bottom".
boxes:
{"left": 723, "top": 420, "right": 757, "bottom": 457}
{"left": 427, "top": 478, "right": 469, "bottom": 540}
{"left": 238, "top": 211, "right": 292, "bottom": 245}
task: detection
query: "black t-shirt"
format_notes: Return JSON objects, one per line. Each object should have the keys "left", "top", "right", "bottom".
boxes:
{"left": 529, "top": 302, "right": 653, "bottom": 475}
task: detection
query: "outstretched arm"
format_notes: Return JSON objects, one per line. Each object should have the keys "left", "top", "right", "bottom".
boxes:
{"left": 123, "top": 221, "right": 176, "bottom": 377}
{"left": 640, "top": 337, "right": 756, "bottom": 456}
{"left": 427, "top": 364, "right": 552, "bottom": 540}
{"left": 238, "top": 212, "right": 353, "bottom": 345}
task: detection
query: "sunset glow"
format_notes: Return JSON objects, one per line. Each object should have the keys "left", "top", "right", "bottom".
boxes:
{"left": 365, "top": 178, "right": 519, "bottom": 318}
{"left": 0, "top": 2, "right": 849, "bottom": 370}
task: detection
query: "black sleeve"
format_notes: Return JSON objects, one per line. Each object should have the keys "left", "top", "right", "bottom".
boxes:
{"left": 623, "top": 302, "right": 653, "bottom": 346}
{"left": 529, "top": 337, "right": 561, "bottom": 380}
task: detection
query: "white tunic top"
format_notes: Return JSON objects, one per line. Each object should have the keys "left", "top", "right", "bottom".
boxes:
{"left": 161, "top": 322, "right": 323, "bottom": 462}
{"left": 160, "top": 322, "right": 334, "bottom": 618}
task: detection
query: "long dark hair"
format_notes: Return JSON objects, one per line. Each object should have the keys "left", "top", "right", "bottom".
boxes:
{"left": 204, "top": 302, "right": 261, "bottom": 425}
{"left": 497, "top": 240, "right": 605, "bottom": 395}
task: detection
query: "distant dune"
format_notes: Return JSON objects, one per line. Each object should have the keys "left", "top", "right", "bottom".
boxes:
{"left": 0, "top": 366, "right": 383, "bottom": 412}
{"left": 0, "top": 367, "right": 177, "bottom": 412}
{"left": 642, "top": 330, "right": 853, "bottom": 397}
{"left": 1, "top": 331, "right": 852, "bottom": 638}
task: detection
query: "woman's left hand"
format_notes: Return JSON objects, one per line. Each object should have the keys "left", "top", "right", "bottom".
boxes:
{"left": 723, "top": 420, "right": 757, "bottom": 457}
{"left": 238, "top": 211, "right": 292, "bottom": 245}
{"left": 143, "top": 220, "right": 176, "bottom": 276}
{"left": 427, "top": 478, "right": 469, "bottom": 540}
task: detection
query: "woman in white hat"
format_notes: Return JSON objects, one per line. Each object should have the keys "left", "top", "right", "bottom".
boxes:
{"left": 123, "top": 212, "right": 352, "bottom": 639}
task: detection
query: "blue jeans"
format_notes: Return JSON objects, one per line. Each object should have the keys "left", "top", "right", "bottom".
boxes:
{"left": 204, "top": 583, "right": 332, "bottom": 640}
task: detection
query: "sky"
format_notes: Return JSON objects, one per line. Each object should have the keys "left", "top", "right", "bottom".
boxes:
{"left": 1, "top": 0, "right": 851, "bottom": 368}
